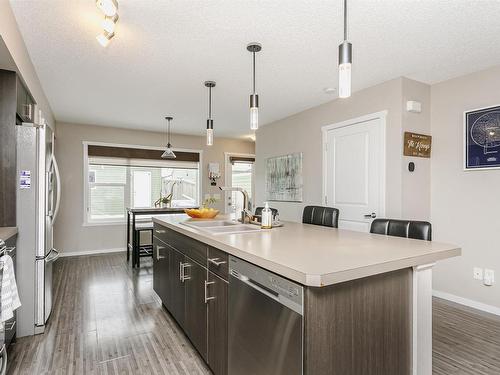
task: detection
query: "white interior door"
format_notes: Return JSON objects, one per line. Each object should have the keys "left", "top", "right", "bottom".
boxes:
{"left": 324, "top": 114, "right": 385, "bottom": 232}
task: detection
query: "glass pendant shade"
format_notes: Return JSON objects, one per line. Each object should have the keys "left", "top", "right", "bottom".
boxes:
{"left": 206, "top": 128, "right": 214, "bottom": 146}
{"left": 250, "top": 106, "right": 259, "bottom": 130}
{"left": 338, "top": 62, "right": 351, "bottom": 98}
{"left": 161, "top": 144, "right": 176, "bottom": 159}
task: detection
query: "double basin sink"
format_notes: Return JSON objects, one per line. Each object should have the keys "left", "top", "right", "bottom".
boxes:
{"left": 182, "top": 219, "right": 262, "bottom": 235}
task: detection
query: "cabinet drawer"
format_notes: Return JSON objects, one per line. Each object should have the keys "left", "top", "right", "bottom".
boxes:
{"left": 168, "top": 229, "right": 207, "bottom": 266}
{"left": 208, "top": 247, "right": 228, "bottom": 280}
{"left": 153, "top": 224, "right": 169, "bottom": 245}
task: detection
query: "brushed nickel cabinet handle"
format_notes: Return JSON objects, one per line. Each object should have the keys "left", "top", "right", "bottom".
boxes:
{"left": 155, "top": 229, "right": 166, "bottom": 234}
{"left": 208, "top": 257, "right": 227, "bottom": 267}
{"left": 204, "top": 280, "right": 216, "bottom": 303}
{"left": 179, "top": 262, "right": 184, "bottom": 282}
{"left": 181, "top": 263, "right": 191, "bottom": 282}
{"left": 156, "top": 246, "right": 166, "bottom": 260}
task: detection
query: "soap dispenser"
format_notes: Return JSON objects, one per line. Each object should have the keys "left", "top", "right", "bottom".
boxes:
{"left": 261, "top": 202, "right": 272, "bottom": 229}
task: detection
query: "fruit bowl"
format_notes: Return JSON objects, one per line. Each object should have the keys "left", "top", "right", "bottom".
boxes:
{"left": 184, "top": 208, "right": 220, "bottom": 219}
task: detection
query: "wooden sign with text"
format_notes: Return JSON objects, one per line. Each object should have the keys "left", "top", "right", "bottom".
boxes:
{"left": 403, "top": 132, "right": 432, "bottom": 158}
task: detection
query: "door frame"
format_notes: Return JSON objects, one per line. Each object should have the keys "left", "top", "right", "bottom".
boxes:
{"left": 321, "top": 110, "right": 387, "bottom": 221}
{"left": 224, "top": 152, "right": 256, "bottom": 214}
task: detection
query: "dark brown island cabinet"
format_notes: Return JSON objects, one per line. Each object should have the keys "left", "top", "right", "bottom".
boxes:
{"left": 153, "top": 224, "right": 228, "bottom": 375}
{"left": 153, "top": 222, "right": 414, "bottom": 375}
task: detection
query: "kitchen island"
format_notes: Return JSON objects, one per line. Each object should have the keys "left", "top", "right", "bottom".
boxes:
{"left": 152, "top": 214, "right": 460, "bottom": 375}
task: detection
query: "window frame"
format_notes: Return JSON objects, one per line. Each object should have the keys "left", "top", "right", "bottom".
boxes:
{"left": 83, "top": 141, "right": 203, "bottom": 226}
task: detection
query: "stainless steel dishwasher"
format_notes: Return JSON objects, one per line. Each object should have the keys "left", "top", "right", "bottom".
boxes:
{"left": 228, "top": 256, "right": 303, "bottom": 375}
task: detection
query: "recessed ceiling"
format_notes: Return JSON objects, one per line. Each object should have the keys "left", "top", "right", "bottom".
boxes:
{"left": 9, "top": 0, "right": 500, "bottom": 138}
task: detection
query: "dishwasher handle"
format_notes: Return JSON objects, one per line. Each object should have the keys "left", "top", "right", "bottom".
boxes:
{"left": 231, "top": 270, "right": 280, "bottom": 303}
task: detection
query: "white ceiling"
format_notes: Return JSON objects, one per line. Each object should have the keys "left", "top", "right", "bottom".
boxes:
{"left": 9, "top": 0, "right": 500, "bottom": 138}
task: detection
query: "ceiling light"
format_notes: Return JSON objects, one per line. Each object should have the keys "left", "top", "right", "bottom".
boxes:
{"left": 324, "top": 87, "right": 336, "bottom": 94}
{"left": 247, "top": 42, "right": 262, "bottom": 130}
{"left": 96, "top": 0, "right": 118, "bottom": 17}
{"left": 338, "top": 0, "right": 352, "bottom": 98}
{"left": 204, "top": 81, "right": 216, "bottom": 146}
{"left": 96, "top": 31, "right": 114, "bottom": 47}
{"left": 161, "top": 116, "right": 177, "bottom": 159}
{"left": 102, "top": 14, "right": 119, "bottom": 34}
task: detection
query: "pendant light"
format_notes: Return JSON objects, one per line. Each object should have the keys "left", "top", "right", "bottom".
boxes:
{"left": 338, "top": 0, "right": 352, "bottom": 98}
{"left": 247, "top": 42, "right": 262, "bottom": 130}
{"left": 161, "top": 116, "right": 176, "bottom": 159}
{"left": 204, "top": 81, "right": 216, "bottom": 146}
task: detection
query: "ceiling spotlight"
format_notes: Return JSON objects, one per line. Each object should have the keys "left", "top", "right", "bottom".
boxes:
{"left": 324, "top": 87, "right": 337, "bottom": 94}
{"left": 96, "top": 0, "right": 118, "bottom": 17}
{"left": 96, "top": 31, "right": 114, "bottom": 47}
{"left": 102, "top": 14, "right": 119, "bottom": 34}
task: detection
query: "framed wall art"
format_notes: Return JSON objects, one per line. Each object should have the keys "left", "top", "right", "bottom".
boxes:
{"left": 464, "top": 105, "right": 500, "bottom": 170}
{"left": 266, "top": 153, "right": 303, "bottom": 202}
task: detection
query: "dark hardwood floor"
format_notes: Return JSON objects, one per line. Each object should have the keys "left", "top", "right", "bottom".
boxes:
{"left": 7, "top": 253, "right": 500, "bottom": 374}
{"left": 8, "top": 253, "right": 210, "bottom": 375}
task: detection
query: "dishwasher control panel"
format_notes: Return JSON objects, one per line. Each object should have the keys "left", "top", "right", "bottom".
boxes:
{"left": 229, "top": 256, "right": 303, "bottom": 312}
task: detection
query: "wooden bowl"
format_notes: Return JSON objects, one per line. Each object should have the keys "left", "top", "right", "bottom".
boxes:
{"left": 184, "top": 208, "right": 220, "bottom": 219}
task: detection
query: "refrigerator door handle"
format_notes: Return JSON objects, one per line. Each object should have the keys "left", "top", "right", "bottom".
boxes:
{"left": 45, "top": 248, "right": 60, "bottom": 264}
{"left": 51, "top": 154, "right": 61, "bottom": 224}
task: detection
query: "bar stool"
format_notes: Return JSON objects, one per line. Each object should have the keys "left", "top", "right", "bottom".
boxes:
{"left": 302, "top": 205, "right": 340, "bottom": 228}
{"left": 370, "top": 219, "right": 432, "bottom": 241}
{"left": 132, "top": 222, "right": 154, "bottom": 267}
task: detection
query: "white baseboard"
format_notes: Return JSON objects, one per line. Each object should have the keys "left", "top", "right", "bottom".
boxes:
{"left": 433, "top": 290, "right": 500, "bottom": 316}
{"left": 59, "top": 247, "right": 126, "bottom": 257}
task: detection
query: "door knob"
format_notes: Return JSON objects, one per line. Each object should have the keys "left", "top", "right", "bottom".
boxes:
{"left": 364, "top": 212, "right": 377, "bottom": 219}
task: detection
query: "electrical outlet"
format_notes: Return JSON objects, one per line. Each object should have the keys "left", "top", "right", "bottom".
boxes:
{"left": 473, "top": 267, "right": 483, "bottom": 280}
{"left": 484, "top": 269, "right": 495, "bottom": 286}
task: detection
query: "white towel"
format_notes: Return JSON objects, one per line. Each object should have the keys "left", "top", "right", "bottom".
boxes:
{"left": 0, "top": 254, "right": 21, "bottom": 322}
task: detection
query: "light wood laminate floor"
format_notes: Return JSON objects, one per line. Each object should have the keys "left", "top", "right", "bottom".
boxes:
{"left": 7, "top": 253, "right": 500, "bottom": 374}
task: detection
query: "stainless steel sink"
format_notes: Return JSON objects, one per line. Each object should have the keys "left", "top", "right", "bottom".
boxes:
{"left": 183, "top": 220, "right": 238, "bottom": 228}
{"left": 182, "top": 220, "right": 262, "bottom": 235}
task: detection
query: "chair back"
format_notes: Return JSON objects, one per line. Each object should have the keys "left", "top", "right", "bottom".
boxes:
{"left": 370, "top": 218, "right": 432, "bottom": 241}
{"left": 302, "top": 206, "right": 339, "bottom": 228}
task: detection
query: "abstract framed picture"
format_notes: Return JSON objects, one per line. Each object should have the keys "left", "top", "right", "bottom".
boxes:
{"left": 266, "top": 153, "right": 303, "bottom": 202}
{"left": 464, "top": 105, "right": 500, "bottom": 170}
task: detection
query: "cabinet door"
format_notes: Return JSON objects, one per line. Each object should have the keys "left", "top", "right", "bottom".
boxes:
{"left": 152, "top": 238, "right": 169, "bottom": 304}
{"left": 183, "top": 258, "right": 208, "bottom": 361}
{"left": 170, "top": 249, "right": 185, "bottom": 328}
{"left": 207, "top": 271, "right": 228, "bottom": 375}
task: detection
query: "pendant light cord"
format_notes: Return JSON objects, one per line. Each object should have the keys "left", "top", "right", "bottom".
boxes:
{"left": 343, "top": 0, "right": 348, "bottom": 41}
{"left": 208, "top": 86, "right": 212, "bottom": 119}
{"left": 252, "top": 51, "right": 256, "bottom": 94}
{"left": 167, "top": 118, "right": 171, "bottom": 145}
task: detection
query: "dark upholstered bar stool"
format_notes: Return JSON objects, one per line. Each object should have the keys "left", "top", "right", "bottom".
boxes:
{"left": 302, "top": 206, "right": 340, "bottom": 228}
{"left": 369, "top": 219, "right": 432, "bottom": 241}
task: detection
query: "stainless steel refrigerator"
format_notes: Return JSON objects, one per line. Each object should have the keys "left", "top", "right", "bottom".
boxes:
{"left": 16, "top": 108, "right": 61, "bottom": 336}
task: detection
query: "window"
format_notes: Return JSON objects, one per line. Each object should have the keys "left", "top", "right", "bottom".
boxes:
{"left": 85, "top": 144, "right": 200, "bottom": 224}
{"left": 225, "top": 154, "right": 255, "bottom": 214}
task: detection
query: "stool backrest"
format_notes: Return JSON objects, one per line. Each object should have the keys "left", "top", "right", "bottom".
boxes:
{"left": 370, "top": 219, "right": 432, "bottom": 241}
{"left": 302, "top": 206, "right": 339, "bottom": 228}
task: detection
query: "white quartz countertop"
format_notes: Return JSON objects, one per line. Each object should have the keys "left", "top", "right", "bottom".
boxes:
{"left": 152, "top": 215, "right": 461, "bottom": 287}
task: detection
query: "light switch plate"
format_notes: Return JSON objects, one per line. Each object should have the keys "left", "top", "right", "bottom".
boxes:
{"left": 484, "top": 269, "right": 495, "bottom": 286}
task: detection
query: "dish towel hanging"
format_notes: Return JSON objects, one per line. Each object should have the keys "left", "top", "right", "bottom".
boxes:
{"left": 0, "top": 254, "right": 21, "bottom": 322}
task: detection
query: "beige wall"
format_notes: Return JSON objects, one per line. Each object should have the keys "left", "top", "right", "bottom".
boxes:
{"left": 0, "top": 1, "right": 54, "bottom": 127}
{"left": 431, "top": 65, "right": 500, "bottom": 308}
{"left": 256, "top": 77, "right": 431, "bottom": 222}
{"left": 54, "top": 122, "right": 254, "bottom": 254}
